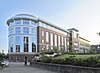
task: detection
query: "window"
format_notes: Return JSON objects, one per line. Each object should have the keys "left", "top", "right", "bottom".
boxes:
{"left": 62, "top": 37, "right": 64, "bottom": 45}
{"left": 55, "top": 35, "right": 57, "bottom": 46}
{"left": 58, "top": 36, "right": 61, "bottom": 50}
{"left": 16, "top": 56, "right": 20, "bottom": 61}
{"left": 15, "top": 36, "right": 20, "bottom": 44}
{"left": 16, "top": 45, "right": 20, "bottom": 52}
{"left": 23, "top": 20, "right": 29, "bottom": 24}
{"left": 42, "top": 31, "right": 44, "bottom": 36}
{"left": 15, "top": 20, "right": 21, "bottom": 24}
{"left": 23, "top": 37, "right": 28, "bottom": 43}
{"left": 15, "top": 27, "right": 21, "bottom": 34}
{"left": 46, "top": 45, "right": 49, "bottom": 50}
{"left": 31, "top": 28, "right": 36, "bottom": 34}
{"left": 46, "top": 32, "right": 49, "bottom": 43}
{"left": 58, "top": 36, "right": 60, "bottom": 46}
{"left": 67, "top": 41, "right": 69, "bottom": 45}
{"left": 10, "top": 46, "right": 13, "bottom": 52}
{"left": 32, "top": 43, "right": 36, "bottom": 52}
{"left": 32, "top": 37, "right": 37, "bottom": 52}
{"left": 23, "top": 27, "right": 29, "bottom": 34}
{"left": 65, "top": 38, "right": 67, "bottom": 51}
{"left": 11, "top": 57, "right": 13, "bottom": 61}
{"left": 23, "top": 37, "right": 28, "bottom": 52}
{"left": 42, "top": 39, "right": 44, "bottom": 43}
{"left": 50, "top": 33, "right": 53, "bottom": 49}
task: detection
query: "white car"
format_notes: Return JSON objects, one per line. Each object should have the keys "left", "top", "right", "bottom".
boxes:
{"left": 1, "top": 61, "right": 9, "bottom": 67}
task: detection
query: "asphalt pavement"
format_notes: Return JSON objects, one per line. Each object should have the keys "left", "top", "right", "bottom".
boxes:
{"left": 0, "top": 62, "right": 57, "bottom": 73}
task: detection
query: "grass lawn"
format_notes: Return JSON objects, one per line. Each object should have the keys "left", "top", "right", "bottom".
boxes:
{"left": 55, "top": 54, "right": 100, "bottom": 59}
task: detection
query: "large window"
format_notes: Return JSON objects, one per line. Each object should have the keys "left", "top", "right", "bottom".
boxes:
{"left": 62, "top": 37, "right": 64, "bottom": 45}
{"left": 42, "top": 31, "right": 44, "bottom": 36}
{"left": 46, "top": 32, "right": 49, "bottom": 50}
{"left": 58, "top": 36, "right": 60, "bottom": 46}
{"left": 15, "top": 27, "right": 21, "bottom": 34}
{"left": 65, "top": 38, "right": 67, "bottom": 51}
{"left": 15, "top": 20, "right": 21, "bottom": 24}
{"left": 32, "top": 43, "right": 36, "bottom": 52}
{"left": 55, "top": 35, "right": 57, "bottom": 46}
{"left": 50, "top": 33, "right": 53, "bottom": 49}
{"left": 31, "top": 28, "right": 37, "bottom": 34}
{"left": 46, "top": 32, "right": 49, "bottom": 43}
{"left": 16, "top": 45, "right": 20, "bottom": 52}
{"left": 23, "top": 20, "right": 29, "bottom": 24}
{"left": 23, "top": 27, "right": 29, "bottom": 34}
{"left": 32, "top": 37, "right": 36, "bottom": 52}
{"left": 58, "top": 36, "right": 60, "bottom": 50}
{"left": 10, "top": 46, "right": 13, "bottom": 52}
{"left": 23, "top": 37, "right": 28, "bottom": 52}
{"left": 42, "top": 39, "right": 44, "bottom": 43}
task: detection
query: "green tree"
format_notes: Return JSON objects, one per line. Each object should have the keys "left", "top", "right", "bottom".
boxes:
{"left": 67, "top": 45, "right": 75, "bottom": 53}
{"left": 53, "top": 46, "right": 59, "bottom": 53}
{"left": 0, "top": 53, "right": 5, "bottom": 61}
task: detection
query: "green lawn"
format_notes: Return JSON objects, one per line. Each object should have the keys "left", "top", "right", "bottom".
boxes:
{"left": 55, "top": 54, "right": 100, "bottom": 59}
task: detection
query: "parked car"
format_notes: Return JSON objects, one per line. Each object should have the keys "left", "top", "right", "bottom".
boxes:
{"left": 0, "top": 60, "right": 9, "bottom": 67}
{"left": 32, "top": 55, "right": 41, "bottom": 62}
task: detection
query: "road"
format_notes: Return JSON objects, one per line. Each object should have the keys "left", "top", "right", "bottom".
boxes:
{"left": 0, "top": 62, "right": 57, "bottom": 73}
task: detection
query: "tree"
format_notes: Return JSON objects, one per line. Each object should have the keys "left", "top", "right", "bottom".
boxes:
{"left": 53, "top": 46, "right": 59, "bottom": 53}
{"left": 67, "top": 45, "right": 75, "bottom": 53}
{"left": 0, "top": 53, "right": 4, "bottom": 61}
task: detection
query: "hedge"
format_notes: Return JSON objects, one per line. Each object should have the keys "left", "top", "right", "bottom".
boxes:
{"left": 40, "top": 56, "right": 100, "bottom": 67}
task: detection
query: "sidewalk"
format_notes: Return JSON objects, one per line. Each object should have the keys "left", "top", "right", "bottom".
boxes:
{"left": 0, "top": 62, "right": 57, "bottom": 73}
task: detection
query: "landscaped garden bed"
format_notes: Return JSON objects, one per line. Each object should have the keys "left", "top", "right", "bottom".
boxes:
{"left": 40, "top": 53, "right": 100, "bottom": 67}
{"left": 31, "top": 53, "right": 100, "bottom": 73}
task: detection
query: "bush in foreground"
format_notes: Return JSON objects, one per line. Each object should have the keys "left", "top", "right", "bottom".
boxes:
{"left": 41, "top": 56, "right": 100, "bottom": 68}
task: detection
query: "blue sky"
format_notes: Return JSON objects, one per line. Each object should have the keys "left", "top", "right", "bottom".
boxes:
{"left": 0, "top": 0, "right": 100, "bottom": 53}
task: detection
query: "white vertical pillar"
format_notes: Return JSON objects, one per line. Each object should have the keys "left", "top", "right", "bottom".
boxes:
{"left": 13, "top": 36, "right": 16, "bottom": 52}
{"left": 29, "top": 36, "right": 32, "bottom": 52}
{"left": 20, "top": 36, "right": 23, "bottom": 52}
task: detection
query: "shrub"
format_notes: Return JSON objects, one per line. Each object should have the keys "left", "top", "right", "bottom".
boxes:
{"left": 52, "top": 58, "right": 66, "bottom": 64}
{"left": 41, "top": 56, "right": 53, "bottom": 63}
{"left": 65, "top": 56, "right": 77, "bottom": 65}
{"left": 40, "top": 54, "right": 100, "bottom": 68}
{"left": 82, "top": 56, "right": 100, "bottom": 67}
